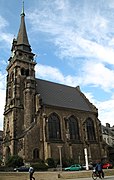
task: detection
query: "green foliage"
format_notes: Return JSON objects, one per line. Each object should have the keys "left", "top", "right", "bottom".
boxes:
{"left": 0, "top": 156, "right": 3, "bottom": 166}
{"left": 56, "top": 158, "right": 75, "bottom": 167}
{"left": 6, "top": 155, "right": 24, "bottom": 168}
{"left": 31, "top": 159, "right": 48, "bottom": 171}
{"left": 45, "top": 158, "right": 56, "bottom": 168}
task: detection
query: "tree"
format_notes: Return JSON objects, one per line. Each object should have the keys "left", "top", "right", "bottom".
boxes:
{"left": 46, "top": 158, "right": 56, "bottom": 168}
{"left": 0, "top": 156, "right": 2, "bottom": 166}
{"left": 6, "top": 155, "right": 24, "bottom": 167}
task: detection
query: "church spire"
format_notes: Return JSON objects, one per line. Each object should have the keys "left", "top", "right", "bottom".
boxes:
{"left": 16, "top": 1, "right": 31, "bottom": 52}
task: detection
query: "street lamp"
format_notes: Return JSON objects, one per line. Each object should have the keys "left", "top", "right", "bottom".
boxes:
{"left": 57, "top": 145, "right": 63, "bottom": 171}
{"left": 84, "top": 147, "right": 89, "bottom": 170}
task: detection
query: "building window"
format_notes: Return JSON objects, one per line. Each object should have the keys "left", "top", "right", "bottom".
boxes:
{"left": 86, "top": 118, "right": 96, "bottom": 141}
{"left": 48, "top": 112, "right": 61, "bottom": 140}
{"left": 21, "top": 68, "right": 29, "bottom": 76}
{"left": 5, "top": 146, "right": 11, "bottom": 161}
{"left": 68, "top": 115, "right": 80, "bottom": 141}
{"left": 10, "top": 72, "right": 14, "bottom": 81}
{"left": 33, "top": 148, "right": 39, "bottom": 160}
{"left": 21, "top": 68, "right": 25, "bottom": 75}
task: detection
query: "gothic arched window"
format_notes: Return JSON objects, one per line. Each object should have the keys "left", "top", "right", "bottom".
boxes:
{"left": 5, "top": 146, "right": 11, "bottom": 161}
{"left": 33, "top": 148, "right": 39, "bottom": 160}
{"left": 86, "top": 118, "right": 96, "bottom": 141}
{"left": 48, "top": 113, "right": 61, "bottom": 140}
{"left": 68, "top": 115, "right": 80, "bottom": 141}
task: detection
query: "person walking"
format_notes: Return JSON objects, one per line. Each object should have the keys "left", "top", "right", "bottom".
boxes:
{"left": 29, "top": 166, "right": 35, "bottom": 180}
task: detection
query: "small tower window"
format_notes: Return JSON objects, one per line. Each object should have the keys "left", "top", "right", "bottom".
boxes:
{"left": 21, "top": 68, "right": 25, "bottom": 75}
{"left": 21, "top": 68, "right": 29, "bottom": 76}
{"left": 26, "top": 69, "right": 29, "bottom": 76}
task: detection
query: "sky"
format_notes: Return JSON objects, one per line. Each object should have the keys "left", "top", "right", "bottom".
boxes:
{"left": 0, "top": 0, "right": 114, "bottom": 130}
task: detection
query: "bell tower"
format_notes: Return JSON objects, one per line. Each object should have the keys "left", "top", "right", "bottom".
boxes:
{"left": 3, "top": 3, "right": 36, "bottom": 162}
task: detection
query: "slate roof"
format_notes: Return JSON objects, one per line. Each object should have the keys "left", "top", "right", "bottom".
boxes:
{"left": 17, "top": 13, "right": 29, "bottom": 47}
{"left": 36, "top": 78, "right": 97, "bottom": 113}
{"left": 16, "top": 7, "right": 31, "bottom": 53}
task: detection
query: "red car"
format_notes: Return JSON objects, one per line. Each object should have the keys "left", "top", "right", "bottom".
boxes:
{"left": 102, "top": 163, "right": 113, "bottom": 169}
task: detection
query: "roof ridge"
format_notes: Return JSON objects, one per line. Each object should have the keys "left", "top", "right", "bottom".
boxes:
{"left": 76, "top": 87, "right": 98, "bottom": 113}
{"left": 36, "top": 78, "right": 77, "bottom": 89}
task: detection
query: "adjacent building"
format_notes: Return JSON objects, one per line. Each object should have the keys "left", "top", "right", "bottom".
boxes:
{"left": 3, "top": 7, "right": 107, "bottom": 165}
{"left": 102, "top": 123, "right": 114, "bottom": 163}
{"left": 0, "top": 130, "right": 3, "bottom": 159}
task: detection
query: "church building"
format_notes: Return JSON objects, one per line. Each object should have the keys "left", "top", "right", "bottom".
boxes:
{"left": 3, "top": 6, "right": 107, "bottom": 165}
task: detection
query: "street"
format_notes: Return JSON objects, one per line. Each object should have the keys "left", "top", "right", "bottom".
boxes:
{"left": 66, "top": 175, "right": 114, "bottom": 180}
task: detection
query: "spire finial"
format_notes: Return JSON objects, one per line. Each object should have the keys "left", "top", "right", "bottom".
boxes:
{"left": 21, "top": 1, "right": 25, "bottom": 16}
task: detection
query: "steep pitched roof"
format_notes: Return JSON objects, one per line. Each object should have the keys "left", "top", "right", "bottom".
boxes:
{"left": 36, "top": 78, "right": 97, "bottom": 113}
{"left": 16, "top": 2, "right": 31, "bottom": 52}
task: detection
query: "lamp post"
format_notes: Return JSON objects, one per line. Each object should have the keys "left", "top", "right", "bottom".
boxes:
{"left": 84, "top": 147, "right": 89, "bottom": 170}
{"left": 58, "top": 145, "right": 63, "bottom": 171}
{"left": 83, "top": 121, "right": 89, "bottom": 171}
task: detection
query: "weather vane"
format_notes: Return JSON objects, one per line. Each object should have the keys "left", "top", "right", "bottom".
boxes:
{"left": 21, "top": 1, "right": 25, "bottom": 16}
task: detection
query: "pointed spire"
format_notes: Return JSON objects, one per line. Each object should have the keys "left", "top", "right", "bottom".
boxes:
{"left": 17, "top": 1, "right": 31, "bottom": 52}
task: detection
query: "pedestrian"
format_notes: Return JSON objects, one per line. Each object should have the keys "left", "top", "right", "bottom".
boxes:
{"left": 29, "top": 166, "right": 35, "bottom": 180}
{"left": 95, "top": 161, "right": 104, "bottom": 179}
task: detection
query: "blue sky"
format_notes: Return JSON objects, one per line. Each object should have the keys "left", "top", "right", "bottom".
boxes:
{"left": 0, "top": 0, "right": 114, "bottom": 130}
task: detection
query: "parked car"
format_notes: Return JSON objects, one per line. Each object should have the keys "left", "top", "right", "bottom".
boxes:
{"left": 14, "top": 166, "right": 29, "bottom": 172}
{"left": 102, "top": 163, "right": 113, "bottom": 169}
{"left": 64, "top": 164, "right": 82, "bottom": 171}
{"left": 81, "top": 164, "right": 93, "bottom": 170}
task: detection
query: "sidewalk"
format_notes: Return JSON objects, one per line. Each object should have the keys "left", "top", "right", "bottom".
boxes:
{"left": 0, "top": 169, "right": 114, "bottom": 180}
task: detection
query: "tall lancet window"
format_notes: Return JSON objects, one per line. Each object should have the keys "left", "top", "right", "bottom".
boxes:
{"left": 48, "top": 112, "right": 61, "bottom": 140}
{"left": 86, "top": 118, "right": 96, "bottom": 141}
{"left": 68, "top": 115, "right": 80, "bottom": 141}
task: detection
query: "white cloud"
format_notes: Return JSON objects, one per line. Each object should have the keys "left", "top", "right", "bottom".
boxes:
{"left": 26, "top": 0, "right": 114, "bottom": 94}
{"left": 27, "top": 1, "right": 114, "bottom": 66}
{"left": 0, "top": 72, "right": 6, "bottom": 130}
{"left": 0, "top": 15, "right": 13, "bottom": 48}
{"left": 85, "top": 91, "right": 114, "bottom": 127}
{"left": 36, "top": 59, "right": 114, "bottom": 92}
{"left": 0, "top": 15, "right": 8, "bottom": 30}
{"left": 0, "top": 32, "right": 13, "bottom": 46}
{"left": 0, "top": 72, "right": 6, "bottom": 89}
{"left": 80, "top": 61, "right": 114, "bottom": 91}
{"left": 35, "top": 63, "right": 80, "bottom": 86}
{"left": 0, "top": 89, "right": 5, "bottom": 130}
{"left": 98, "top": 99, "right": 114, "bottom": 126}
{"left": 35, "top": 63, "right": 65, "bottom": 83}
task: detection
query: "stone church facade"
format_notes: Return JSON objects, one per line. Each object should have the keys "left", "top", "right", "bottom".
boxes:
{"left": 3, "top": 8, "right": 107, "bottom": 165}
